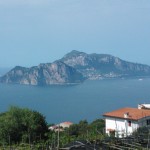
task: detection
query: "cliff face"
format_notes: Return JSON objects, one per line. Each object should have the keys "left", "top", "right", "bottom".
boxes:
{"left": 0, "top": 61, "right": 85, "bottom": 85}
{"left": 61, "top": 50, "right": 150, "bottom": 79}
{"left": 1, "top": 50, "right": 150, "bottom": 86}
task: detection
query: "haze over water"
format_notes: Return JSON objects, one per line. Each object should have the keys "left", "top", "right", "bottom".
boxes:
{"left": 0, "top": 78, "right": 150, "bottom": 123}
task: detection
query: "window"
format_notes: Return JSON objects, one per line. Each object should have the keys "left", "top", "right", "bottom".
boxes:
{"left": 128, "top": 120, "right": 131, "bottom": 127}
{"left": 146, "top": 119, "right": 150, "bottom": 125}
{"left": 109, "top": 130, "right": 115, "bottom": 137}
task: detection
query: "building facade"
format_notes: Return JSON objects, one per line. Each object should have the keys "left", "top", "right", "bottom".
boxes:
{"left": 103, "top": 107, "right": 150, "bottom": 137}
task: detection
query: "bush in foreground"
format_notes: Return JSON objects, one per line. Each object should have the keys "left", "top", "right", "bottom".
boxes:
{"left": 0, "top": 106, "right": 48, "bottom": 145}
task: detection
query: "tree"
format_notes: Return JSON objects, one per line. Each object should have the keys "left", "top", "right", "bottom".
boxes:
{"left": 68, "top": 124, "right": 79, "bottom": 136}
{"left": 0, "top": 106, "right": 48, "bottom": 144}
{"left": 90, "top": 119, "right": 105, "bottom": 132}
{"left": 62, "top": 119, "right": 105, "bottom": 145}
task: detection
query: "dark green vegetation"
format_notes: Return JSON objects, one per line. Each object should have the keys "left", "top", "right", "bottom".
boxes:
{"left": 0, "top": 107, "right": 150, "bottom": 150}
{"left": 58, "top": 119, "right": 105, "bottom": 147}
{"left": 1, "top": 50, "right": 150, "bottom": 85}
{"left": 0, "top": 106, "right": 105, "bottom": 149}
{"left": 0, "top": 106, "right": 48, "bottom": 145}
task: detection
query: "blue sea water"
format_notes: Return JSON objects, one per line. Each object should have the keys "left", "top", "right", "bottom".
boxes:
{"left": 0, "top": 78, "right": 150, "bottom": 124}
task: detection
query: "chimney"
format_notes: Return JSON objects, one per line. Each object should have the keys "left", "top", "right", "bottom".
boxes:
{"left": 124, "top": 112, "right": 129, "bottom": 118}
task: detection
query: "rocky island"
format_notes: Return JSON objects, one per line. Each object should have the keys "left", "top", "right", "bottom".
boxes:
{"left": 61, "top": 50, "right": 150, "bottom": 79}
{"left": 1, "top": 50, "right": 150, "bottom": 85}
{"left": 0, "top": 61, "right": 85, "bottom": 85}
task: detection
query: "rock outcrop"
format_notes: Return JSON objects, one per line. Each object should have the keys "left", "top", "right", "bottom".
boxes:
{"left": 61, "top": 50, "right": 150, "bottom": 79}
{"left": 1, "top": 50, "right": 150, "bottom": 86}
{"left": 0, "top": 61, "right": 85, "bottom": 85}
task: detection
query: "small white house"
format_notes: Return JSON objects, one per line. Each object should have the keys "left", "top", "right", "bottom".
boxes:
{"left": 59, "top": 122, "right": 73, "bottom": 128}
{"left": 49, "top": 121, "right": 73, "bottom": 132}
{"left": 103, "top": 107, "right": 150, "bottom": 137}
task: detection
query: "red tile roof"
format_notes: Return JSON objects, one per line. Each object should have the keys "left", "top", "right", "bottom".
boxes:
{"left": 103, "top": 107, "right": 150, "bottom": 121}
{"left": 62, "top": 122, "right": 73, "bottom": 125}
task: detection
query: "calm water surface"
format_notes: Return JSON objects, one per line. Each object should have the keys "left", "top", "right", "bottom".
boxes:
{"left": 0, "top": 78, "right": 150, "bottom": 123}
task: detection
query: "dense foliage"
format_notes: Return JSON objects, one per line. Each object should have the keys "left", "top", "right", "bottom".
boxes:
{"left": 0, "top": 106, "right": 105, "bottom": 149}
{"left": 52, "top": 119, "right": 105, "bottom": 147}
{"left": 0, "top": 106, "right": 48, "bottom": 145}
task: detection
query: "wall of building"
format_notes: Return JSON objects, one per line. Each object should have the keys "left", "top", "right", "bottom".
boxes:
{"left": 138, "top": 116, "right": 150, "bottom": 127}
{"left": 105, "top": 117, "right": 138, "bottom": 137}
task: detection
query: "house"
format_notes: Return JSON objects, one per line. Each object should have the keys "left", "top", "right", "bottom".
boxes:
{"left": 59, "top": 121, "right": 73, "bottom": 128}
{"left": 138, "top": 104, "right": 150, "bottom": 110}
{"left": 103, "top": 107, "right": 150, "bottom": 137}
{"left": 49, "top": 121, "right": 73, "bottom": 132}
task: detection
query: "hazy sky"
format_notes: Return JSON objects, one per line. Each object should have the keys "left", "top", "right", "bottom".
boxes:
{"left": 0, "top": 0, "right": 150, "bottom": 68}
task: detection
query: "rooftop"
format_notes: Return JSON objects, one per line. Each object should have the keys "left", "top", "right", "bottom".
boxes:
{"left": 138, "top": 104, "right": 150, "bottom": 109}
{"left": 103, "top": 107, "right": 150, "bottom": 120}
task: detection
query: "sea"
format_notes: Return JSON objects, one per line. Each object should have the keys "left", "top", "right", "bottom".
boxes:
{"left": 0, "top": 78, "right": 150, "bottom": 124}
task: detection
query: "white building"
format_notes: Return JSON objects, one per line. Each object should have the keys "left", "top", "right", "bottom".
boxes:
{"left": 103, "top": 107, "right": 150, "bottom": 137}
{"left": 59, "top": 122, "right": 73, "bottom": 128}
{"left": 138, "top": 104, "right": 150, "bottom": 110}
{"left": 49, "top": 121, "right": 73, "bottom": 132}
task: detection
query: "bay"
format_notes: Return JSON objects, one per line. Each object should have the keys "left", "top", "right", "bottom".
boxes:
{"left": 0, "top": 78, "right": 150, "bottom": 124}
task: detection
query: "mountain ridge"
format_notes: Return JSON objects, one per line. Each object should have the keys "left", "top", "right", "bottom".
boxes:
{"left": 61, "top": 50, "right": 150, "bottom": 79}
{"left": 0, "top": 61, "right": 85, "bottom": 85}
{"left": 1, "top": 50, "right": 150, "bottom": 85}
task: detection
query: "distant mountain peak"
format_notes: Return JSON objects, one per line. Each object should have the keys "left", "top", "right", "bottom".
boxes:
{"left": 0, "top": 60, "right": 85, "bottom": 85}
{"left": 61, "top": 50, "right": 150, "bottom": 79}
{"left": 13, "top": 66, "right": 28, "bottom": 70}
{"left": 1, "top": 50, "right": 150, "bottom": 86}
{"left": 68, "top": 50, "right": 86, "bottom": 54}
{"left": 63, "top": 50, "right": 87, "bottom": 59}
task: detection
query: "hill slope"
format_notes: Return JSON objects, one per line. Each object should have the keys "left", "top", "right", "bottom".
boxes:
{"left": 0, "top": 61, "right": 85, "bottom": 85}
{"left": 61, "top": 50, "right": 150, "bottom": 79}
{"left": 1, "top": 50, "right": 150, "bottom": 86}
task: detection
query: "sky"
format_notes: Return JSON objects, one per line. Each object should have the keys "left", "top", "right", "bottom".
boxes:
{"left": 0, "top": 0, "right": 150, "bottom": 68}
